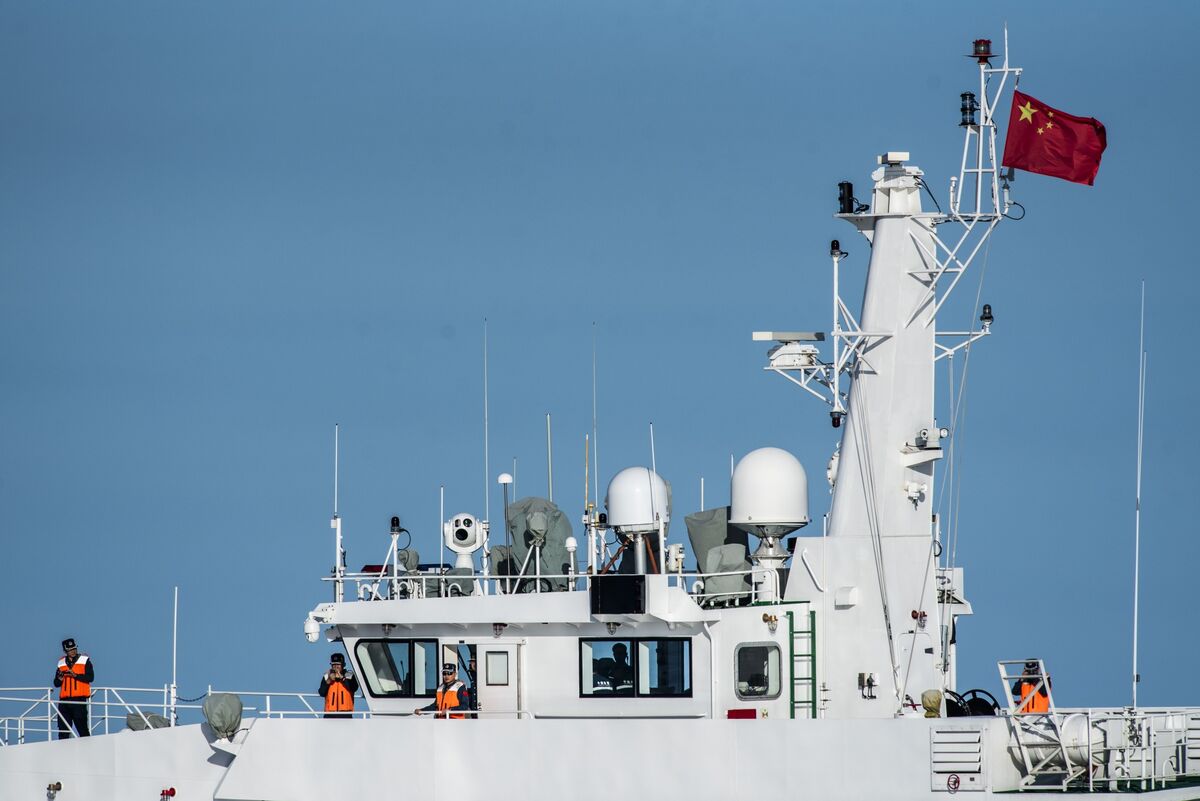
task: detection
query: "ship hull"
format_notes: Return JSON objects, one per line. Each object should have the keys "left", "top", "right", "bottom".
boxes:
{"left": 4, "top": 716, "right": 1199, "bottom": 800}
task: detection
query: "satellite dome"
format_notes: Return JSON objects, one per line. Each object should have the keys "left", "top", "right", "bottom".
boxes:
{"left": 730, "top": 447, "right": 809, "bottom": 537}
{"left": 605, "top": 467, "right": 671, "bottom": 534}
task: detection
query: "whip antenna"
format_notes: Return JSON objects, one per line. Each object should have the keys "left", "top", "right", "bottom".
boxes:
{"left": 592, "top": 322, "right": 600, "bottom": 507}
{"left": 483, "top": 319, "right": 491, "bottom": 523}
{"left": 546, "top": 413, "right": 554, "bottom": 502}
{"left": 1132, "top": 281, "right": 1147, "bottom": 707}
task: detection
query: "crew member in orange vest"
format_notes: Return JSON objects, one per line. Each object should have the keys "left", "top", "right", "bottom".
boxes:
{"left": 414, "top": 663, "right": 470, "bottom": 719}
{"left": 318, "top": 653, "right": 358, "bottom": 719}
{"left": 1013, "top": 660, "right": 1051, "bottom": 713}
{"left": 53, "top": 638, "right": 94, "bottom": 738}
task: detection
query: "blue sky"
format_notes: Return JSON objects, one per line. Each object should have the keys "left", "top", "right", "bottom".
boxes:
{"left": 2, "top": 1, "right": 1197, "bottom": 710}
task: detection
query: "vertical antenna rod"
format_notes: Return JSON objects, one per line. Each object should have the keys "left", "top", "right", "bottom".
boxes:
{"left": 483, "top": 319, "right": 491, "bottom": 523}
{"left": 440, "top": 484, "right": 446, "bottom": 590}
{"left": 546, "top": 413, "right": 554, "bottom": 502}
{"left": 332, "top": 424, "right": 344, "bottom": 603}
{"left": 650, "top": 422, "right": 664, "bottom": 572}
{"left": 1132, "top": 281, "right": 1147, "bottom": 708}
{"left": 592, "top": 322, "right": 600, "bottom": 506}
{"left": 170, "top": 586, "right": 179, "bottom": 726}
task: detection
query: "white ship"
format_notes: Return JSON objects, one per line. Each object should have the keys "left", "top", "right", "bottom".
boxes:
{"left": 4, "top": 36, "right": 1198, "bottom": 801}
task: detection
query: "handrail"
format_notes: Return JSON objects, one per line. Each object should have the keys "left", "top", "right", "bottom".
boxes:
{"left": 332, "top": 565, "right": 785, "bottom": 606}
{"left": 995, "top": 705, "right": 1200, "bottom": 791}
{"left": 0, "top": 683, "right": 555, "bottom": 745}
{"left": 0, "top": 685, "right": 362, "bottom": 745}
{"left": 800, "top": 548, "right": 826, "bottom": 593}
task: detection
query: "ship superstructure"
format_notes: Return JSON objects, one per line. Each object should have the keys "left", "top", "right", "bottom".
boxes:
{"left": 2, "top": 36, "right": 1199, "bottom": 801}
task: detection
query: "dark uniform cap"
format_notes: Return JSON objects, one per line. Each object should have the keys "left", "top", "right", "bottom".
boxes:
{"left": 442, "top": 663, "right": 456, "bottom": 672}
{"left": 62, "top": 638, "right": 76, "bottom": 651}
{"left": 330, "top": 653, "right": 345, "bottom": 665}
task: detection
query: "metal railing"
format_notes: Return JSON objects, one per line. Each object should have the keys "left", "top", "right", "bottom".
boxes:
{"left": 996, "top": 705, "right": 1200, "bottom": 792}
{"left": 0, "top": 686, "right": 362, "bottom": 746}
{"left": 335, "top": 565, "right": 779, "bottom": 607}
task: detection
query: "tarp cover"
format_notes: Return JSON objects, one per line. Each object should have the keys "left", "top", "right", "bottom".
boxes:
{"left": 125, "top": 712, "right": 170, "bottom": 731}
{"left": 684, "top": 506, "right": 751, "bottom": 606}
{"left": 203, "top": 693, "right": 243, "bottom": 739}
{"left": 396, "top": 547, "right": 420, "bottom": 572}
{"left": 498, "top": 497, "right": 573, "bottom": 591}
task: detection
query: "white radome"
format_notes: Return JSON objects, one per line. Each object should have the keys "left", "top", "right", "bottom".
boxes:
{"left": 605, "top": 466, "right": 670, "bottom": 534}
{"left": 730, "top": 447, "right": 809, "bottom": 535}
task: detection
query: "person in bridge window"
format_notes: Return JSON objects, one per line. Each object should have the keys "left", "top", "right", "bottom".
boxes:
{"left": 414, "top": 663, "right": 470, "bottom": 719}
{"left": 318, "top": 653, "right": 358, "bottom": 719}
{"left": 609, "top": 642, "right": 633, "bottom": 695}
{"left": 466, "top": 655, "right": 479, "bottom": 711}
{"left": 1013, "top": 661, "right": 1050, "bottom": 713}
{"left": 53, "top": 638, "right": 93, "bottom": 739}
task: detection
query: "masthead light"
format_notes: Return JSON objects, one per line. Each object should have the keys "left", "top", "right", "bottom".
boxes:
{"left": 970, "top": 38, "right": 993, "bottom": 64}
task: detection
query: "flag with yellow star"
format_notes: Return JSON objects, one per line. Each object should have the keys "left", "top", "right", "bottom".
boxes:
{"left": 1002, "top": 90, "right": 1107, "bottom": 186}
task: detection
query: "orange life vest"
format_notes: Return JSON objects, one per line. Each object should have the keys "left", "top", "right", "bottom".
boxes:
{"left": 1017, "top": 680, "right": 1049, "bottom": 713}
{"left": 57, "top": 655, "right": 91, "bottom": 700}
{"left": 324, "top": 679, "right": 354, "bottom": 713}
{"left": 436, "top": 680, "right": 466, "bottom": 719}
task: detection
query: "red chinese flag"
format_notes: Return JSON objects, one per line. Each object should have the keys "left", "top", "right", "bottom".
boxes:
{"left": 1002, "top": 90, "right": 1107, "bottom": 186}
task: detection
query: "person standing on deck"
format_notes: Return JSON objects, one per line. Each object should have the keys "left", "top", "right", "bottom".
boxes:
{"left": 1013, "top": 661, "right": 1051, "bottom": 713}
{"left": 414, "top": 663, "right": 470, "bottom": 719}
{"left": 54, "top": 638, "right": 93, "bottom": 738}
{"left": 319, "top": 653, "right": 358, "bottom": 719}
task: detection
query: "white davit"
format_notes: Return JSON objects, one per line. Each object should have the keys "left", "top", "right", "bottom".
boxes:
{"left": 730, "top": 446, "right": 809, "bottom": 536}
{"left": 605, "top": 466, "right": 671, "bottom": 533}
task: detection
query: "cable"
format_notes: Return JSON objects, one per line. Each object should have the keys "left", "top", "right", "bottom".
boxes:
{"left": 918, "top": 178, "right": 944, "bottom": 214}
{"left": 1003, "top": 201, "right": 1026, "bottom": 221}
{"left": 936, "top": 236, "right": 993, "bottom": 683}
{"left": 847, "top": 375, "right": 901, "bottom": 707}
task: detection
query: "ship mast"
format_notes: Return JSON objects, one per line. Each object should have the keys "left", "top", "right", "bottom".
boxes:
{"left": 756, "top": 36, "right": 1021, "bottom": 717}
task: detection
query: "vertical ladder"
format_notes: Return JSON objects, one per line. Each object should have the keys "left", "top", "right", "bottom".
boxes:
{"left": 788, "top": 609, "right": 817, "bottom": 719}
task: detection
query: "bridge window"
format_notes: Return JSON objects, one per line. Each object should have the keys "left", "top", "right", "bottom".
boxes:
{"left": 355, "top": 639, "right": 439, "bottom": 698}
{"left": 735, "top": 642, "right": 781, "bottom": 700}
{"left": 580, "top": 637, "right": 692, "bottom": 698}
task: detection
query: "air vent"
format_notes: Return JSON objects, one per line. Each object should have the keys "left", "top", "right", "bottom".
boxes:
{"left": 930, "top": 726, "right": 985, "bottom": 792}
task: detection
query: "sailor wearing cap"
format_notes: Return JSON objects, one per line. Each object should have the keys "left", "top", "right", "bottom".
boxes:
{"left": 1013, "top": 660, "right": 1051, "bottom": 714}
{"left": 318, "top": 652, "right": 358, "bottom": 719}
{"left": 414, "top": 663, "right": 471, "bottom": 719}
{"left": 53, "top": 638, "right": 94, "bottom": 738}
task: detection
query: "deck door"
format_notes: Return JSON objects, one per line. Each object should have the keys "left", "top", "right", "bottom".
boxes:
{"left": 475, "top": 642, "right": 521, "bottom": 718}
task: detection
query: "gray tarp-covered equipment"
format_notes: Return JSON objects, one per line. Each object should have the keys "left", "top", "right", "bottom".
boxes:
{"left": 125, "top": 712, "right": 170, "bottom": 731}
{"left": 684, "top": 506, "right": 751, "bottom": 607}
{"left": 203, "top": 693, "right": 243, "bottom": 740}
{"left": 494, "top": 497, "right": 573, "bottom": 592}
